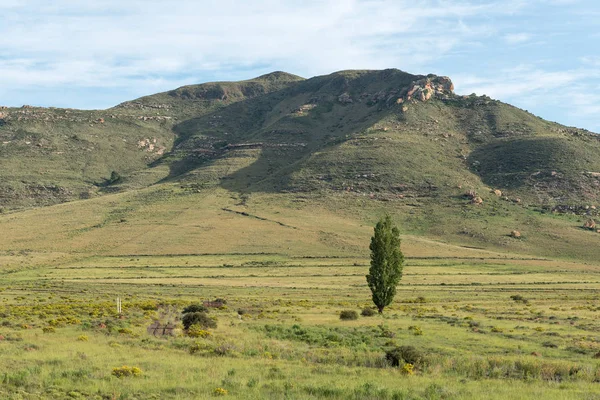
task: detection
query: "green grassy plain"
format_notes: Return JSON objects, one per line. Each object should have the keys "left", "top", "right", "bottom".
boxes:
{"left": 1, "top": 184, "right": 600, "bottom": 399}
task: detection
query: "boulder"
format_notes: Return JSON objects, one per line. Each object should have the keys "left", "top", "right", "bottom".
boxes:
{"left": 464, "top": 190, "right": 477, "bottom": 200}
{"left": 471, "top": 196, "right": 483, "bottom": 205}
{"left": 338, "top": 93, "right": 353, "bottom": 104}
{"left": 510, "top": 230, "right": 521, "bottom": 238}
{"left": 583, "top": 219, "right": 596, "bottom": 230}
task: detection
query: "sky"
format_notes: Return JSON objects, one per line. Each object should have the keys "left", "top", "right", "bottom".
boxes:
{"left": 0, "top": 0, "right": 599, "bottom": 131}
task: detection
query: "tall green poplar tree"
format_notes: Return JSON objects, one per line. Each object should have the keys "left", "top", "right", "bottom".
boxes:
{"left": 366, "top": 215, "right": 404, "bottom": 313}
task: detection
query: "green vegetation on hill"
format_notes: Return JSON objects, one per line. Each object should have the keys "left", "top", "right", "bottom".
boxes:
{"left": 1, "top": 68, "right": 599, "bottom": 211}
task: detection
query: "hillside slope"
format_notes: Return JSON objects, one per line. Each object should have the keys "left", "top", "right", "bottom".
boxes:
{"left": 0, "top": 72, "right": 302, "bottom": 209}
{"left": 156, "top": 69, "right": 600, "bottom": 207}
{"left": 1, "top": 69, "right": 599, "bottom": 264}
{"left": 1, "top": 68, "right": 599, "bottom": 213}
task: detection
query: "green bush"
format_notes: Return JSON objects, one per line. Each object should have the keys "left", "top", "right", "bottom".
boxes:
{"left": 339, "top": 310, "right": 358, "bottom": 320}
{"left": 510, "top": 294, "right": 529, "bottom": 304}
{"left": 182, "top": 312, "right": 216, "bottom": 330}
{"left": 361, "top": 307, "right": 377, "bottom": 317}
{"left": 385, "top": 345, "right": 423, "bottom": 367}
{"left": 182, "top": 304, "right": 208, "bottom": 314}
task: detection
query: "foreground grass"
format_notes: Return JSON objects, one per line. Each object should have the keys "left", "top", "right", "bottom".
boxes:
{"left": 2, "top": 250, "right": 600, "bottom": 399}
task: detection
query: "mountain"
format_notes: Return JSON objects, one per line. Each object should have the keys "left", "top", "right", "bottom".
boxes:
{"left": 1, "top": 68, "right": 599, "bottom": 263}
{"left": 2, "top": 68, "right": 598, "bottom": 211}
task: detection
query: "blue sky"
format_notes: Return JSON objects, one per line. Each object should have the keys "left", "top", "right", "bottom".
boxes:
{"left": 0, "top": 0, "right": 599, "bottom": 131}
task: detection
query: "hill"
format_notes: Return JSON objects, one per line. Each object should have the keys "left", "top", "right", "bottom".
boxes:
{"left": 0, "top": 68, "right": 599, "bottom": 261}
{"left": 0, "top": 71, "right": 303, "bottom": 209}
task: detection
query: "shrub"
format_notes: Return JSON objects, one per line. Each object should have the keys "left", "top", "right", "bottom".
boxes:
{"left": 108, "top": 171, "right": 121, "bottom": 184}
{"left": 401, "top": 363, "right": 414, "bottom": 375}
{"left": 377, "top": 324, "right": 396, "bottom": 338}
{"left": 187, "top": 325, "right": 212, "bottom": 338}
{"left": 111, "top": 366, "right": 142, "bottom": 378}
{"left": 77, "top": 335, "right": 88, "bottom": 342}
{"left": 361, "top": 307, "right": 377, "bottom": 317}
{"left": 182, "top": 312, "right": 217, "bottom": 330}
{"left": 510, "top": 294, "right": 529, "bottom": 304}
{"left": 339, "top": 310, "right": 358, "bottom": 320}
{"left": 183, "top": 304, "right": 208, "bottom": 314}
{"left": 189, "top": 342, "right": 213, "bottom": 355}
{"left": 213, "top": 387, "right": 228, "bottom": 396}
{"left": 214, "top": 343, "right": 236, "bottom": 356}
{"left": 42, "top": 326, "right": 55, "bottom": 333}
{"left": 385, "top": 345, "right": 423, "bottom": 367}
{"left": 408, "top": 325, "right": 423, "bottom": 336}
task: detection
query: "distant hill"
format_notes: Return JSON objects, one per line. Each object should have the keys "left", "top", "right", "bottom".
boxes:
{"left": 1, "top": 68, "right": 599, "bottom": 210}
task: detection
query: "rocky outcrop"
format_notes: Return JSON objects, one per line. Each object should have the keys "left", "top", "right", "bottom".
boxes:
{"left": 137, "top": 138, "right": 166, "bottom": 154}
{"left": 400, "top": 75, "right": 454, "bottom": 103}
{"left": 332, "top": 74, "right": 454, "bottom": 109}
{"left": 338, "top": 93, "right": 353, "bottom": 104}
{"left": 116, "top": 101, "right": 171, "bottom": 110}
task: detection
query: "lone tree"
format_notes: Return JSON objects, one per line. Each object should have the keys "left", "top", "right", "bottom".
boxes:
{"left": 366, "top": 215, "right": 404, "bottom": 314}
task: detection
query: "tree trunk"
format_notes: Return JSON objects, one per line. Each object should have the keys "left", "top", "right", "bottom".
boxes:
{"left": 378, "top": 305, "right": 384, "bottom": 314}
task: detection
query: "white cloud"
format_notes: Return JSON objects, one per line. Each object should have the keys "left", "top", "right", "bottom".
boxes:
{"left": 0, "top": 1, "right": 518, "bottom": 96}
{"left": 503, "top": 33, "right": 532, "bottom": 44}
{"left": 581, "top": 56, "right": 600, "bottom": 67}
{"left": 454, "top": 65, "right": 600, "bottom": 131}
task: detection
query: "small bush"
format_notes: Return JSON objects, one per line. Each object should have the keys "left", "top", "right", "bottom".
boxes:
{"left": 111, "top": 366, "right": 142, "bottom": 378}
{"left": 339, "top": 310, "right": 358, "bottom": 320}
{"left": 183, "top": 304, "right": 208, "bottom": 314}
{"left": 187, "top": 325, "right": 212, "bottom": 338}
{"left": 401, "top": 363, "right": 414, "bottom": 375}
{"left": 510, "top": 295, "right": 529, "bottom": 304}
{"left": 189, "top": 342, "right": 213, "bottom": 355}
{"left": 213, "top": 387, "right": 228, "bottom": 396}
{"left": 214, "top": 343, "right": 236, "bottom": 356}
{"left": 361, "top": 307, "right": 377, "bottom": 317}
{"left": 377, "top": 324, "right": 396, "bottom": 338}
{"left": 385, "top": 345, "right": 424, "bottom": 367}
{"left": 182, "top": 312, "right": 217, "bottom": 330}
{"left": 408, "top": 325, "right": 423, "bottom": 336}
{"left": 77, "top": 335, "right": 88, "bottom": 342}
{"left": 42, "top": 326, "right": 55, "bottom": 333}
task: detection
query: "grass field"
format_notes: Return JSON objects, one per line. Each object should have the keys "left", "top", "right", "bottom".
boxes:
{"left": 1, "top": 184, "right": 600, "bottom": 399}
